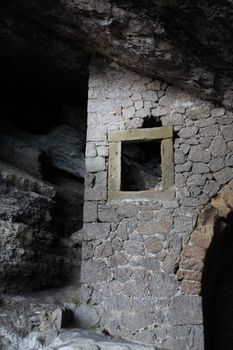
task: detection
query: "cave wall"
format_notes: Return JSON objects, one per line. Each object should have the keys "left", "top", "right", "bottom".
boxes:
{"left": 78, "top": 56, "right": 233, "bottom": 349}
{"left": 0, "top": 106, "right": 86, "bottom": 293}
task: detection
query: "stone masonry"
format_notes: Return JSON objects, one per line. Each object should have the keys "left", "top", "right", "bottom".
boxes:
{"left": 77, "top": 56, "right": 233, "bottom": 350}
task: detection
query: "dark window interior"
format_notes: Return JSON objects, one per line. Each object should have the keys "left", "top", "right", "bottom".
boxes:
{"left": 121, "top": 140, "right": 162, "bottom": 191}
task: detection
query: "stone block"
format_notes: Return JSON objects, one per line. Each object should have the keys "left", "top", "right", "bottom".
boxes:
{"left": 162, "top": 337, "right": 187, "bottom": 350}
{"left": 195, "top": 117, "right": 215, "bottom": 127}
{"left": 134, "top": 100, "right": 144, "bottom": 110}
{"left": 82, "top": 242, "right": 94, "bottom": 260}
{"left": 147, "top": 79, "right": 161, "bottom": 91}
{"left": 125, "top": 117, "right": 143, "bottom": 129}
{"left": 135, "top": 107, "right": 151, "bottom": 118}
{"left": 210, "top": 135, "right": 227, "bottom": 157}
{"left": 132, "top": 81, "right": 147, "bottom": 92}
{"left": 209, "top": 158, "right": 225, "bottom": 172}
{"left": 83, "top": 223, "right": 110, "bottom": 241}
{"left": 179, "top": 257, "right": 204, "bottom": 272}
{"left": 200, "top": 125, "right": 218, "bottom": 136}
{"left": 180, "top": 280, "right": 201, "bottom": 295}
{"left": 210, "top": 107, "right": 225, "bottom": 118}
{"left": 142, "top": 90, "right": 159, "bottom": 102}
{"left": 185, "top": 137, "right": 199, "bottom": 145}
{"left": 176, "top": 269, "right": 202, "bottom": 283}
{"left": 116, "top": 205, "right": 138, "bottom": 218}
{"left": 154, "top": 209, "right": 174, "bottom": 224}
{"left": 95, "top": 241, "right": 113, "bottom": 258}
{"left": 145, "top": 238, "right": 163, "bottom": 253}
{"left": 86, "top": 126, "right": 107, "bottom": 142}
{"left": 74, "top": 304, "right": 100, "bottom": 328}
{"left": 228, "top": 141, "right": 233, "bottom": 151}
{"left": 137, "top": 210, "right": 153, "bottom": 221}
{"left": 98, "top": 205, "right": 117, "bottom": 223}
{"left": 221, "top": 124, "right": 233, "bottom": 141}
{"left": 163, "top": 200, "right": 179, "bottom": 209}
{"left": 192, "top": 162, "right": 209, "bottom": 174}
{"left": 174, "top": 217, "right": 194, "bottom": 233}
{"left": 182, "top": 245, "right": 205, "bottom": 260}
{"left": 176, "top": 188, "right": 190, "bottom": 199}
{"left": 97, "top": 145, "right": 108, "bottom": 157}
{"left": 186, "top": 107, "right": 210, "bottom": 120}
{"left": 122, "top": 106, "right": 136, "bottom": 119}
{"left": 86, "top": 157, "right": 106, "bottom": 172}
{"left": 131, "top": 92, "right": 142, "bottom": 101}
{"left": 180, "top": 198, "right": 199, "bottom": 207}
{"left": 175, "top": 173, "right": 185, "bottom": 187}
{"left": 213, "top": 167, "right": 233, "bottom": 185}
{"left": 178, "top": 126, "right": 198, "bottom": 139}
{"left": 217, "top": 115, "right": 233, "bottom": 125}
{"left": 85, "top": 142, "right": 97, "bottom": 158}
{"left": 211, "top": 196, "right": 231, "bottom": 218}
{"left": 191, "top": 228, "right": 213, "bottom": 249}
{"left": 189, "top": 145, "right": 211, "bottom": 163}
{"left": 85, "top": 172, "right": 107, "bottom": 201}
{"left": 151, "top": 106, "right": 169, "bottom": 117}
{"left": 113, "top": 219, "right": 129, "bottom": 240}
{"left": 187, "top": 174, "right": 207, "bottom": 187}
{"left": 199, "top": 136, "right": 211, "bottom": 148}
{"left": 80, "top": 285, "right": 92, "bottom": 304}
{"left": 121, "top": 97, "right": 133, "bottom": 107}
{"left": 138, "top": 221, "right": 172, "bottom": 235}
{"left": 112, "top": 237, "right": 124, "bottom": 252}
{"left": 83, "top": 202, "right": 98, "bottom": 222}
{"left": 168, "top": 295, "right": 203, "bottom": 325}
{"left": 175, "top": 161, "right": 192, "bottom": 172}
{"left": 124, "top": 240, "right": 145, "bottom": 256}
{"left": 226, "top": 154, "right": 233, "bottom": 166}
{"left": 88, "top": 99, "right": 114, "bottom": 113}
{"left": 203, "top": 180, "right": 220, "bottom": 197}
{"left": 149, "top": 274, "right": 178, "bottom": 299}
{"left": 174, "top": 150, "right": 185, "bottom": 164}
{"left": 121, "top": 310, "right": 159, "bottom": 334}
{"left": 163, "top": 113, "right": 184, "bottom": 126}
{"left": 81, "top": 259, "right": 110, "bottom": 283}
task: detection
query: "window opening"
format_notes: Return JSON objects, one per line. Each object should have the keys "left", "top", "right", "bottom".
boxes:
{"left": 121, "top": 140, "right": 162, "bottom": 191}
{"left": 108, "top": 126, "right": 174, "bottom": 201}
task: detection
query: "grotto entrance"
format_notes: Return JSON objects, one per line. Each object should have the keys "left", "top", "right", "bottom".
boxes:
{"left": 0, "top": 50, "right": 89, "bottom": 294}
{"left": 202, "top": 212, "right": 233, "bottom": 350}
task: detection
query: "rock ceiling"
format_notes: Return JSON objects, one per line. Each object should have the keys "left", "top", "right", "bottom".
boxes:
{"left": 1, "top": 1, "right": 233, "bottom": 108}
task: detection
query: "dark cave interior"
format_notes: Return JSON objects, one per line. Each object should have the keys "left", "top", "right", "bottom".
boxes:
{"left": 0, "top": 50, "right": 88, "bottom": 134}
{"left": 121, "top": 140, "right": 162, "bottom": 191}
{"left": 0, "top": 47, "right": 89, "bottom": 292}
{"left": 202, "top": 212, "right": 233, "bottom": 350}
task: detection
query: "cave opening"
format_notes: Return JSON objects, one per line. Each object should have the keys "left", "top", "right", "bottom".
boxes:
{"left": 121, "top": 140, "right": 162, "bottom": 191}
{"left": 0, "top": 47, "right": 89, "bottom": 293}
{"left": 202, "top": 212, "right": 233, "bottom": 350}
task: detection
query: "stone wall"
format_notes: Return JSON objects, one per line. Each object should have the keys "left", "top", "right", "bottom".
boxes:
{"left": 78, "top": 57, "right": 233, "bottom": 350}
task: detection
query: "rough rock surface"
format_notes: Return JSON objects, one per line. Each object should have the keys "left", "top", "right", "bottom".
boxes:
{"left": 5, "top": 329, "right": 161, "bottom": 350}
{"left": 36, "top": 330, "right": 159, "bottom": 350}
{"left": 0, "top": 161, "right": 62, "bottom": 292}
{"left": 2, "top": 1, "right": 233, "bottom": 107}
{"left": 0, "top": 115, "right": 85, "bottom": 292}
{"left": 0, "top": 295, "right": 160, "bottom": 350}
{"left": 15, "top": 125, "right": 86, "bottom": 178}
